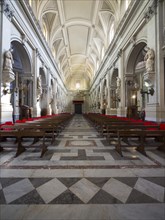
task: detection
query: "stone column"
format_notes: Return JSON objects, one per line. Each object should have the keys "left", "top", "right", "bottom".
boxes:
{"left": 0, "top": 1, "right": 14, "bottom": 123}
{"left": 109, "top": 86, "right": 117, "bottom": 115}
{"left": 100, "top": 80, "right": 104, "bottom": 114}
{"left": 32, "top": 48, "right": 38, "bottom": 117}
{"left": 106, "top": 70, "right": 111, "bottom": 115}
{"left": 117, "top": 50, "right": 126, "bottom": 117}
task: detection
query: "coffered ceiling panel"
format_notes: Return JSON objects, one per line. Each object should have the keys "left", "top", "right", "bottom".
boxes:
{"left": 68, "top": 25, "right": 89, "bottom": 55}
{"left": 63, "top": 0, "right": 94, "bottom": 20}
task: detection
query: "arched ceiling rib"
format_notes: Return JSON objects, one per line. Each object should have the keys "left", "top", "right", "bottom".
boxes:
{"left": 29, "top": 0, "right": 129, "bottom": 90}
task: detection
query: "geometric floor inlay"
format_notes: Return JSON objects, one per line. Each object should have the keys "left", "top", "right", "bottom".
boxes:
{"left": 0, "top": 115, "right": 165, "bottom": 220}
{"left": 0, "top": 177, "right": 165, "bottom": 204}
{"left": 65, "top": 140, "right": 96, "bottom": 147}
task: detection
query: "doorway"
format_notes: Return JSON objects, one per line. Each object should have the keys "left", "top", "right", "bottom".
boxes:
{"left": 75, "top": 103, "right": 82, "bottom": 114}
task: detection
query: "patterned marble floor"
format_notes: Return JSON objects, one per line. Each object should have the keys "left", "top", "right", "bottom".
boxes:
{"left": 0, "top": 114, "right": 165, "bottom": 220}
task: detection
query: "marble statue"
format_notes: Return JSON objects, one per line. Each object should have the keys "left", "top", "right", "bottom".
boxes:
{"left": 3, "top": 50, "right": 14, "bottom": 71}
{"left": 37, "top": 76, "right": 42, "bottom": 100}
{"left": 116, "top": 76, "right": 121, "bottom": 88}
{"left": 144, "top": 48, "right": 155, "bottom": 72}
{"left": 116, "top": 77, "right": 121, "bottom": 101}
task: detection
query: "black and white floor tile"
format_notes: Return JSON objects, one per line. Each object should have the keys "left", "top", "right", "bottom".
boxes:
{"left": 0, "top": 115, "right": 165, "bottom": 220}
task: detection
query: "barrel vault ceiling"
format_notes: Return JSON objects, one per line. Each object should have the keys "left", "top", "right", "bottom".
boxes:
{"left": 28, "top": 0, "right": 130, "bottom": 91}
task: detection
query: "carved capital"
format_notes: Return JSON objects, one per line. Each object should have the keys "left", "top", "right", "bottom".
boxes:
{"left": 117, "top": 49, "right": 122, "bottom": 58}
{"left": 21, "top": 34, "right": 28, "bottom": 46}
{"left": 36, "top": 48, "right": 41, "bottom": 58}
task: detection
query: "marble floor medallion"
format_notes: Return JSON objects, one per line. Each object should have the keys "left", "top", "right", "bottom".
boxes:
{"left": 65, "top": 140, "right": 96, "bottom": 147}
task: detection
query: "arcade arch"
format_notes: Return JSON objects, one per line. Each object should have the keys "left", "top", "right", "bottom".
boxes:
{"left": 125, "top": 42, "right": 148, "bottom": 118}
{"left": 10, "top": 40, "right": 32, "bottom": 121}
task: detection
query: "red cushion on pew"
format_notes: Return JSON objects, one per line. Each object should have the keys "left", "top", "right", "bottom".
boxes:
{"left": 5, "top": 121, "right": 13, "bottom": 125}
{"left": 15, "top": 120, "right": 23, "bottom": 123}
{"left": 160, "top": 124, "right": 165, "bottom": 130}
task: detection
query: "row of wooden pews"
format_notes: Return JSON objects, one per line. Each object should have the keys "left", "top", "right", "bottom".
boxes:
{"left": 0, "top": 113, "right": 73, "bottom": 157}
{"left": 84, "top": 113, "right": 165, "bottom": 157}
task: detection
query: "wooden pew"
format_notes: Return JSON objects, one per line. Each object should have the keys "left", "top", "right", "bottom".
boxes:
{"left": 105, "top": 124, "right": 159, "bottom": 140}
{"left": 116, "top": 130, "right": 165, "bottom": 156}
{"left": 0, "top": 114, "right": 72, "bottom": 156}
{"left": 0, "top": 129, "right": 46, "bottom": 157}
{"left": 100, "top": 121, "right": 144, "bottom": 137}
{"left": 2, "top": 122, "right": 58, "bottom": 144}
{"left": 14, "top": 123, "right": 58, "bottom": 144}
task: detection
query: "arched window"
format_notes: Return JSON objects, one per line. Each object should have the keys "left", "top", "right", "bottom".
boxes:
{"left": 126, "top": 0, "right": 129, "bottom": 10}
{"left": 109, "top": 23, "right": 114, "bottom": 43}
{"left": 101, "top": 46, "right": 105, "bottom": 60}
{"left": 29, "top": 0, "right": 32, "bottom": 6}
{"left": 43, "top": 23, "right": 48, "bottom": 41}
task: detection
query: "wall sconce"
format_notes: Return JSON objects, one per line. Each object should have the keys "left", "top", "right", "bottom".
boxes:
{"left": 140, "top": 87, "right": 154, "bottom": 96}
{"left": 131, "top": 94, "right": 137, "bottom": 106}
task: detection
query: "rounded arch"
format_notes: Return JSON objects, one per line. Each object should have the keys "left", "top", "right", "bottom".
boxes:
{"left": 11, "top": 41, "right": 31, "bottom": 73}
{"left": 10, "top": 40, "right": 32, "bottom": 120}
{"left": 126, "top": 41, "right": 147, "bottom": 74}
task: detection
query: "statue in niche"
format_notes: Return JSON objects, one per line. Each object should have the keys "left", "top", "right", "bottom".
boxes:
{"left": 36, "top": 76, "right": 42, "bottom": 101}
{"left": 116, "top": 77, "right": 121, "bottom": 101}
{"left": 144, "top": 48, "right": 155, "bottom": 72}
{"left": 116, "top": 77, "right": 121, "bottom": 88}
{"left": 3, "top": 50, "right": 14, "bottom": 71}
{"left": 49, "top": 86, "right": 53, "bottom": 104}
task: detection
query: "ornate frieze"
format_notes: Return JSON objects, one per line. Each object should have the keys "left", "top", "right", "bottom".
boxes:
{"left": 2, "top": 0, "right": 14, "bottom": 21}
{"left": 144, "top": 0, "right": 158, "bottom": 22}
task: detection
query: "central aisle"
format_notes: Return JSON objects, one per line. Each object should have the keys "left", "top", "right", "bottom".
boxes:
{"left": 0, "top": 114, "right": 164, "bottom": 220}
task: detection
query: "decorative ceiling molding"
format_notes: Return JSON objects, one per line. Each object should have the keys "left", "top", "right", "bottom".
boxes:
{"left": 29, "top": 0, "right": 129, "bottom": 90}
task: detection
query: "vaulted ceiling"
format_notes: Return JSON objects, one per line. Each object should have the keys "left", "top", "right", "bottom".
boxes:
{"left": 29, "top": 0, "right": 130, "bottom": 90}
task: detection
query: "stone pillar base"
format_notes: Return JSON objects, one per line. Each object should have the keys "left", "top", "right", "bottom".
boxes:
{"left": 117, "top": 107, "right": 127, "bottom": 117}
{"left": 109, "top": 108, "right": 117, "bottom": 115}
{"left": 106, "top": 108, "right": 111, "bottom": 115}
{"left": 145, "top": 104, "right": 160, "bottom": 122}
{"left": 0, "top": 102, "right": 13, "bottom": 123}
